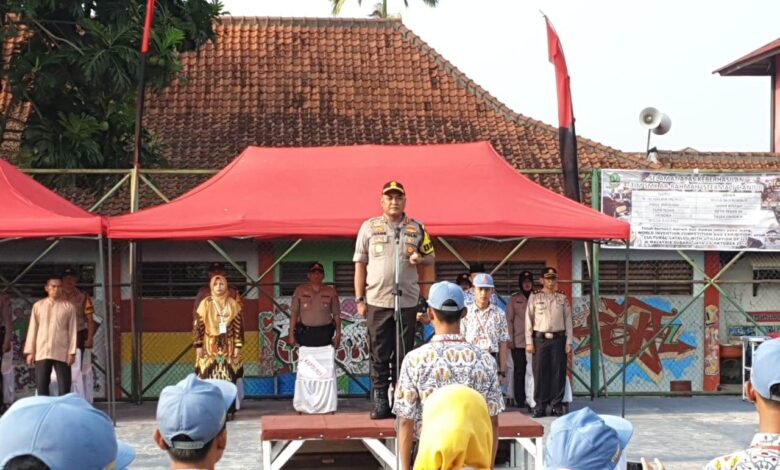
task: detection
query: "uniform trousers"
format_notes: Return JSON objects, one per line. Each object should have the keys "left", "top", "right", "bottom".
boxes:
{"left": 510, "top": 347, "right": 527, "bottom": 406}
{"left": 0, "top": 328, "right": 5, "bottom": 398}
{"left": 35, "top": 359, "right": 71, "bottom": 396}
{"left": 531, "top": 335, "right": 566, "bottom": 409}
{"left": 296, "top": 323, "right": 336, "bottom": 347}
{"left": 76, "top": 328, "right": 88, "bottom": 353}
{"left": 366, "top": 305, "right": 417, "bottom": 390}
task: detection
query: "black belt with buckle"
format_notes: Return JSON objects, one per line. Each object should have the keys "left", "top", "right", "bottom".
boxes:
{"left": 533, "top": 331, "right": 565, "bottom": 340}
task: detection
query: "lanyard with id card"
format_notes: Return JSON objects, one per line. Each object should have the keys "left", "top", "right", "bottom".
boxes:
{"left": 212, "top": 298, "right": 229, "bottom": 335}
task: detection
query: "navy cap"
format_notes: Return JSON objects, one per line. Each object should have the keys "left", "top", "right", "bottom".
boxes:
{"left": 0, "top": 394, "right": 135, "bottom": 470}
{"left": 208, "top": 262, "right": 226, "bottom": 273}
{"left": 469, "top": 263, "right": 486, "bottom": 275}
{"left": 428, "top": 281, "right": 465, "bottom": 312}
{"left": 751, "top": 338, "right": 780, "bottom": 402}
{"left": 455, "top": 272, "right": 472, "bottom": 287}
{"left": 542, "top": 267, "right": 558, "bottom": 279}
{"left": 382, "top": 180, "right": 405, "bottom": 195}
{"left": 545, "top": 407, "right": 633, "bottom": 470}
{"left": 61, "top": 266, "right": 78, "bottom": 278}
{"left": 309, "top": 262, "right": 325, "bottom": 273}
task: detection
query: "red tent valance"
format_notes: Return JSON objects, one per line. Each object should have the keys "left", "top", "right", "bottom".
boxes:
{"left": 107, "top": 142, "right": 629, "bottom": 240}
{"left": 0, "top": 159, "right": 104, "bottom": 237}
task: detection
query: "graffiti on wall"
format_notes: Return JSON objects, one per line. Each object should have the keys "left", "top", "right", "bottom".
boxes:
{"left": 258, "top": 297, "right": 369, "bottom": 377}
{"left": 573, "top": 296, "right": 697, "bottom": 383}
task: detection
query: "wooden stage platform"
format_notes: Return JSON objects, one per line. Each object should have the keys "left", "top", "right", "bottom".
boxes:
{"left": 260, "top": 411, "right": 544, "bottom": 470}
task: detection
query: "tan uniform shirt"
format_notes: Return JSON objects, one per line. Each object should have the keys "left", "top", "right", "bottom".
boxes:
{"left": 193, "top": 285, "right": 242, "bottom": 319}
{"left": 506, "top": 293, "right": 529, "bottom": 348}
{"left": 524, "top": 290, "right": 573, "bottom": 346}
{"left": 291, "top": 283, "right": 340, "bottom": 327}
{"left": 24, "top": 298, "right": 77, "bottom": 363}
{"left": 62, "top": 288, "right": 94, "bottom": 332}
{"left": 353, "top": 215, "right": 434, "bottom": 308}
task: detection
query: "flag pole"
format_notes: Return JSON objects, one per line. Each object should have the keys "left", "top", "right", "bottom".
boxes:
{"left": 130, "top": 0, "right": 155, "bottom": 404}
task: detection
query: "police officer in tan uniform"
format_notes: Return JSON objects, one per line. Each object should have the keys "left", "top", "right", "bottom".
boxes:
{"left": 287, "top": 262, "right": 341, "bottom": 348}
{"left": 506, "top": 270, "right": 534, "bottom": 410}
{"left": 353, "top": 180, "right": 435, "bottom": 419}
{"left": 525, "top": 267, "right": 572, "bottom": 418}
{"left": 61, "top": 267, "right": 96, "bottom": 354}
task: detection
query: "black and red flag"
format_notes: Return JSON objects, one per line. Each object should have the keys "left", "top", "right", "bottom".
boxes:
{"left": 545, "top": 16, "right": 580, "bottom": 202}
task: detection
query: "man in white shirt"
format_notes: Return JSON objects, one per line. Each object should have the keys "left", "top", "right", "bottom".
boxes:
{"left": 704, "top": 338, "right": 780, "bottom": 469}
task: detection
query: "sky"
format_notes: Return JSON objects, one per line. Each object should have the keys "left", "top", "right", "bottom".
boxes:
{"left": 220, "top": 0, "right": 780, "bottom": 153}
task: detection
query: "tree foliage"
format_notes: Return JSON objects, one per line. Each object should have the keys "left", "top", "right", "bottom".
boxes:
{"left": 331, "top": 0, "right": 438, "bottom": 18}
{"left": 0, "top": 1, "right": 223, "bottom": 175}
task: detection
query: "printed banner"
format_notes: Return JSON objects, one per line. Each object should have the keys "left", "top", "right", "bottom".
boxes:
{"left": 601, "top": 170, "right": 780, "bottom": 250}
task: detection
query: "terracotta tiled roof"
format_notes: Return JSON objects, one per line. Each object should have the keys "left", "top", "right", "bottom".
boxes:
{"left": 2, "top": 17, "right": 778, "bottom": 214}
{"left": 655, "top": 149, "right": 780, "bottom": 170}
{"left": 715, "top": 37, "right": 780, "bottom": 76}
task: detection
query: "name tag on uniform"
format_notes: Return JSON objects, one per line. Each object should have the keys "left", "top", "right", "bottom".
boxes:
{"left": 475, "top": 335, "right": 491, "bottom": 351}
{"left": 219, "top": 321, "right": 227, "bottom": 335}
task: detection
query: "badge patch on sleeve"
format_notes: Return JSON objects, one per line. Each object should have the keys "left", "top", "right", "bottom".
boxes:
{"left": 418, "top": 224, "right": 434, "bottom": 255}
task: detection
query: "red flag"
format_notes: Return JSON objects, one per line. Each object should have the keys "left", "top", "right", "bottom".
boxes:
{"left": 545, "top": 16, "right": 580, "bottom": 202}
{"left": 141, "top": 0, "right": 156, "bottom": 54}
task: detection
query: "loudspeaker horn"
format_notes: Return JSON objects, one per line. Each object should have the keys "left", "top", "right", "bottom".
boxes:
{"left": 639, "top": 107, "right": 672, "bottom": 135}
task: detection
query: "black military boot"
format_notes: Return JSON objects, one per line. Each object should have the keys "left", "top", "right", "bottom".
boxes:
{"left": 370, "top": 388, "right": 392, "bottom": 420}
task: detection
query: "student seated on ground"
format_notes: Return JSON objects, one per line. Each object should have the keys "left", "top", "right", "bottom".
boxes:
{"left": 153, "top": 373, "right": 237, "bottom": 470}
{"left": 415, "top": 384, "right": 493, "bottom": 470}
{"left": 704, "top": 337, "right": 780, "bottom": 470}
{"left": 545, "top": 407, "right": 634, "bottom": 470}
{"left": 0, "top": 393, "right": 135, "bottom": 470}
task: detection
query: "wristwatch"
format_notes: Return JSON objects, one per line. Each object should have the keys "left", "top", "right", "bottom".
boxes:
{"left": 356, "top": 296, "right": 365, "bottom": 303}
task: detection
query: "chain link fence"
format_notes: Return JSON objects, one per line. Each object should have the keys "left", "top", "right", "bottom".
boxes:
{"left": 4, "top": 171, "right": 780, "bottom": 401}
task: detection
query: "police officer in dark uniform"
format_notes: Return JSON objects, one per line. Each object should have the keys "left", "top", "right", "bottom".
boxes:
{"left": 353, "top": 181, "right": 435, "bottom": 419}
{"left": 525, "top": 267, "right": 572, "bottom": 417}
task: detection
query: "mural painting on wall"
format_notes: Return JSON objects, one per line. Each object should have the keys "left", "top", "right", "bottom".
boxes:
{"left": 573, "top": 296, "right": 697, "bottom": 383}
{"left": 703, "top": 305, "right": 720, "bottom": 380}
{"left": 5, "top": 299, "right": 107, "bottom": 399}
{"left": 259, "top": 297, "right": 369, "bottom": 377}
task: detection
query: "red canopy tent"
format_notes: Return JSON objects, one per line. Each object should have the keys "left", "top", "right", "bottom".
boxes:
{"left": 106, "top": 142, "right": 628, "bottom": 240}
{"left": 0, "top": 159, "right": 104, "bottom": 237}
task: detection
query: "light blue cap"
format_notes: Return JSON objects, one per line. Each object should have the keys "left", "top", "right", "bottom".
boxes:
{"left": 544, "top": 407, "right": 633, "bottom": 470}
{"left": 428, "top": 281, "right": 465, "bottom": 312}
{"left": 0, "top": 393, "right": 135, "bottom": 470}
{"left": 751, "top": 338, "right": 780, "bottom": 401}
{"left": 157, "top": 373, "right": 237, "bottom": 449}
{"left": 473, "top": 273, "right": 494, "bottom": 288}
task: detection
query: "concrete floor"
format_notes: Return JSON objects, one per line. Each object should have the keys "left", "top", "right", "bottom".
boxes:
{"left": 101, "top": 395, "right": 758, "bottom": 469}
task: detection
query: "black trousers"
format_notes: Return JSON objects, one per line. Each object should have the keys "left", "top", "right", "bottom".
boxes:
{"left": 510, "top": 347, "right": 527, "bottom": 407}
{"left": 366, "top": 305, "right": 417, "bottom": 390}
{"left": 532, "top": 336, "right": 566, "bottom": 409}
{"left": 296, "top": 323, "right": 336, "bottom": 347}
{"left": 0, "top": 327, "right": 5, "bottom": 398}
{"left": 35, "top": 359, "right": 71, "bottom": 396}
{"left": 76, "top": 328, "right": 88, "bottom": 354}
